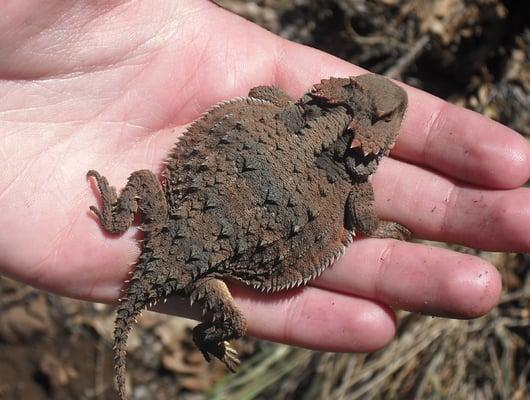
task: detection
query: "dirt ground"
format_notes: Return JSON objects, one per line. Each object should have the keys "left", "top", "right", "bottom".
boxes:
{"left": 1, "top": 1, "right": 529, "bottom": 399}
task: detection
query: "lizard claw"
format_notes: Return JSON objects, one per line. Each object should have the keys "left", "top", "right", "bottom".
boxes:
{"left": 192, "top": 327, "right": 241, "bottom": 372}
{"left": 221, "top": 342, "right": 240, "bottom": 372}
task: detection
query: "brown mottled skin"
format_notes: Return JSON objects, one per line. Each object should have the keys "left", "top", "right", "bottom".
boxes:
{"left": 87, "top": 73, "right": 411, "bottom": 399}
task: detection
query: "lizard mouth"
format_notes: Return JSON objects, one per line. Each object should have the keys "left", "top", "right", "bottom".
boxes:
{"left": 346, "top": 144, "right": 383, "bottom": 177}
{"left": 347, "top": 120, "right": 388, "bottom": 157}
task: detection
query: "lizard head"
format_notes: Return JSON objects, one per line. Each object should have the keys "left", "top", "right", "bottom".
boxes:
{"left": 310, "top": 74, "right": 407, "bottom": 162}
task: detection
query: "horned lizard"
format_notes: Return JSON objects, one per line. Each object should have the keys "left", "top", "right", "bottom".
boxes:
{"left": 87, "top": 73, "right": 410, "bottom": 399}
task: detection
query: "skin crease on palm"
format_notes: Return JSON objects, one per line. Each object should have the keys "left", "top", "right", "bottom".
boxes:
{"left": 1, "top": 0, "right": 530, "bottom": 353}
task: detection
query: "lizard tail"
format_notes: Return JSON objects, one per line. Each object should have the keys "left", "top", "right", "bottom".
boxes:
{"left": 113, "top": 293, "right": 145, "bottom": 400}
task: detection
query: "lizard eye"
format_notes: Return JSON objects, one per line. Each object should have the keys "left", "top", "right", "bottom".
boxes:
{"left": 377, "top": 108, "right": 396, "bottom": 123}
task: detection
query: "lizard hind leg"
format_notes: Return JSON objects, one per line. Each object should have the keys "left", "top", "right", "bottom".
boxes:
{"left": 87, "top": 169, "right": 167, "bottom": 233}
{"left": 190, "top": 278, "right": 247, "bottom": 372}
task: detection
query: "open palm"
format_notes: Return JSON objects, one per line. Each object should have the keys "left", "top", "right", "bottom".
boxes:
{"left": 1, "top": 1, "right": 529, "bottom": 353}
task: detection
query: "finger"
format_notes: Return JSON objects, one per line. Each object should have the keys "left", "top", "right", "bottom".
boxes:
{"left": 158, "top": 285, "right": 397, "bottom": 353}
{"left": 373, "top": 158, "right": 530, "bottom": 252}
{"left": 314, "top": 239, "right": 502, "bottom": 319}
{"left": 240, "top": 286, "right": 396, "bottom": 352}
{"left": 396, "top": 94, "right": 530, "bottom": 189}
{"left": 273, "top": 40, "right": 530, "bottom": 189}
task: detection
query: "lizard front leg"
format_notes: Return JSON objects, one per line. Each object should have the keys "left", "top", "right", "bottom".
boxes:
{"left": 190, "top": 278, "right": 247, "bottom": 372}
{"left": 345, "top": 181, "right": 411, "bottom": 240}
{"left": 87, "top": 169, "right": 167, "bottom": 233}
{"left": 248, "top": 85, "right": 293, "bottom": 107}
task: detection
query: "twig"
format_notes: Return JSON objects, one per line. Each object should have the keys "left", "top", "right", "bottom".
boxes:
{"left": 385, "top": 35, "right": 430, "bottom": 79}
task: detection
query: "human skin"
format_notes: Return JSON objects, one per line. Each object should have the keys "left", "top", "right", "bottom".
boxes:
{"left": 1, "top": 1, "right": 529, "bottom": 353}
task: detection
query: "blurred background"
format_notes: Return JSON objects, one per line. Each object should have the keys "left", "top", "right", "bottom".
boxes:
{"left": 0, "top": 1, "right": 528, "bottom": 399}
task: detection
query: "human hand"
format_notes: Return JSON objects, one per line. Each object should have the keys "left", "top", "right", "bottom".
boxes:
{"left": 1, "top": 1, "right": 529, "bottom": 353}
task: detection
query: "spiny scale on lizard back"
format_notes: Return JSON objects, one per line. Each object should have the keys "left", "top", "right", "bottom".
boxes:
{"left": 87, "top": 73, "right": 410, "bottom": 400}
{"left": 163, "top": 100, "right": 355, "bottom": 286}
